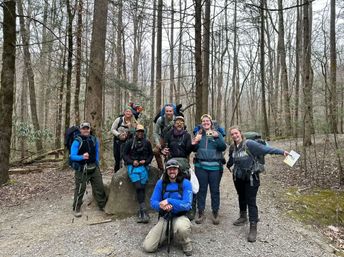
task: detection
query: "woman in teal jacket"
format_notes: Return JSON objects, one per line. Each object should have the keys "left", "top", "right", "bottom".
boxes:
{"left": 192, "top": 114, "right": 227, "bottom": 225}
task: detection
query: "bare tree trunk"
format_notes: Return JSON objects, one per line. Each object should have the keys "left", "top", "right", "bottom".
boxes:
{"left": 156, "top": 0, "right": 163, "bottom": 110}
{"left": 20, "top": 69, "right": 27, "bottom": 158}
{"left": 260, "top": 0, "right": 269, "bottom": 138}
{"left": 176, "top": 0, "right": 185, "bottom": 104}
{"left": 85, "top": 0, "right": 109, "bottom": 141}
{"left": 18, "top": 0, "right": 43, "bottom": 152}
{"left": 116, "top": 0, "right": 123, "bottom": 115}
{"left": 0, "top": 0, "right": 16, "bottom": 185}
{"left": 65, "top": 0, "right": 75, "bottom": 128}
{"left": 202, "top": 0, "right": 210, "bottom": 114}
{"left": 74, "top": 0, "right": 83, "bottom": 125}
{"left": 169, "top": 0, "right": 175, "bottom": 103}
{"left": 230, "top": 0, "right": 238, "bottom": 125}
{"left": 149, "top": 0, "right": 156, "bottom": 136}
{"left": 55, "top": 35, "right": 68, "bottom": 149}
{"left": 303, "top": 0, "right": 312, "bottom": 146}
{"left": 294, "top": 0, "right": 301, "bottom": 137}
{"left": 330, "top": 0, "right": 337, "bottom": 133}
{"left": 194, "top": 0, "right": 203, "bottom": 122}
{"left": 278, "top": 0, "right": 292, "bottom": 136}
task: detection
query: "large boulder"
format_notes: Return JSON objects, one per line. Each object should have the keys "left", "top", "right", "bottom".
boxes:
{"left": 104, "top": 166, "right": 161, "bottom": 217}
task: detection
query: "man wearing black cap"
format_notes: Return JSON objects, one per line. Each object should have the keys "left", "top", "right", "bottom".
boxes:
{"left": 142, "top": 159, "right": 193, "bottom": 256}
{"left": 70, "top": 122, "right": 107, "bottom": 217}
{"left": 123, "top": 124, "right": 153, "bottom": 223}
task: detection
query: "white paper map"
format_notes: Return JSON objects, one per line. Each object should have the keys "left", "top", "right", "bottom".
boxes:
{"left": 283, "top": 150, "right": 300, "bottom": 167}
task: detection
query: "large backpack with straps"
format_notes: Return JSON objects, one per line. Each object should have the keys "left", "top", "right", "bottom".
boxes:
{"left": 160, "top": 177, "right": 195, "bottom": 220}
{"left": 193, "top": 120, "right": 226, "bottom": 137}
{"left": 65, "top": 126, "right": 81, "bottom": 152}
{"left": 67, "top": 133, "right": 97, "bottom": 168}
{"left": 243, "top": 132, "right": 267, "bottom": 165}
{"left": 153, "top": 104, "right": 184, "bottom": 123}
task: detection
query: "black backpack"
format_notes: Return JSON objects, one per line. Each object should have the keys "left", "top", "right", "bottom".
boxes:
{"left": 160, "top": 173, "right": 194, "bottom": 220}
{"left": 243, "top": 132, "right": 267, "bottom": 165}
{"left": 65, "top": 126, "right": 81, "bottom": 152}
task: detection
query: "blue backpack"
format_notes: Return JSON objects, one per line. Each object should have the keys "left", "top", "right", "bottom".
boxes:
{"left": 193, "top": 121, "right": 226, "bottom": 137}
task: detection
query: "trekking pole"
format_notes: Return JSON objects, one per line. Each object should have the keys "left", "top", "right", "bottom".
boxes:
{"left": 167, "top": 213, "right": 173, "bottom": 254}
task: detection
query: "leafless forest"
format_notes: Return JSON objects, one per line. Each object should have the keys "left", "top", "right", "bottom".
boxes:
{"left": 0, "top": 0, "right": 344, "bottom": 186}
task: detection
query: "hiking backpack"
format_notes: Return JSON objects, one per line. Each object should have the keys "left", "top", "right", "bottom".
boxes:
{"left": 193, "top": 121, "right": 226, "bottom": 137}
{"left": 243, "top": 132, "right": 267, "bottom": 165}
{"left": 161, "top": 176, "right": 195, "bottom": 220}
{"left": 153, "top": 104, "right": 184, "bottom": 123}
{"left": 65, "top": 126, "right": 81, "bottom": 152}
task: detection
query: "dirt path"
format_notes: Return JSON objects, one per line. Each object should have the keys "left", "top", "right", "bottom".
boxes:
{"left": 0, "top": 142, "right": 337, "bottom": 257}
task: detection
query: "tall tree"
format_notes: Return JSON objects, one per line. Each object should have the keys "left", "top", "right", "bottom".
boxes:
{"left": 65, "top": 0, "right": 75, "bottom": 129}
{"left": 74, "top": 0, "right": 83, "bottom": 125}
{"left": 329, "top": 0, "right": 337, "bottom": 133}
{"left": 169, "top": 0, "right": 175, "bottom": 103}
{"left": 18, "top": 0, "right": 43, "bottom": 151}
{"left": 194, "top": 0, "right": 203, "bottom": 122}
{"left": 85, "top": 0, "right": 109, "bottom": 140}
{"left": 303, "top": 0, "right": 312, "bottom": 146}
{"left": 260, "top": 0, "right": 269, "bottom": 138}
{"left": 0, "top": 0, "right": 16, "bottom": 185}
{"left": 294, "top": 0, "right": 302, "bottom": 137}
{"left": 149, "top": 0, "right": 156, "bottom": 135}
{"left": 202, "top": 0, "right": 210, "bottom": 114}
{"left": 278, "top": 0, "right": 292, "bottom": 136}
{"left": 116, "top": 0, "right": 123, "bottom": 115}
{"left": 156, "top": 0, "right": 163, "bottom": 110}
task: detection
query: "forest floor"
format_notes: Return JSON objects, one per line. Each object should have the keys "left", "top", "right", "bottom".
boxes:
{"left": 0, "top": 137, "right": 343, "bottom": 257}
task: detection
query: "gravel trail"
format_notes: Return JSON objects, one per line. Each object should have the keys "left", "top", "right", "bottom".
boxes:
{"left": 0, "top": 141, "right": 336, "bottom": 257}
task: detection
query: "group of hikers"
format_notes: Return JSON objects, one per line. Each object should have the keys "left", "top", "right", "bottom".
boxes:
{"left": 68, "top": 103, "right": 289, "bottom": 256}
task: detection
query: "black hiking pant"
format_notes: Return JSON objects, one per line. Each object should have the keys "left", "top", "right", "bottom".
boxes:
{"left": 73, "top": 166, "right": 107, "bottom": 210}
{"left": 233, "top": 174, "right": 260, "bottom": 223}
{"left": 113, "top": 138, "right": 125, "bottom": 172}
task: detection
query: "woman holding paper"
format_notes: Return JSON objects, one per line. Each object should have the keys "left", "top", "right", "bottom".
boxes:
{"left": 226, "top": 126, "right": 289, "bottom": 243}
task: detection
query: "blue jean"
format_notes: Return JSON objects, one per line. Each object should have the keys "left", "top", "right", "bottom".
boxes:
{"left": 195, "top": 166, "right": 222, "bottom": 213}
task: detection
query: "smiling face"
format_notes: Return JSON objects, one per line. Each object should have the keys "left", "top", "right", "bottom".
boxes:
{"left": 80, "top": 127, "right": 90, "bottom": 136}
{"left": 230, "top": 128, "right": 243, "bottom": 144}
{"left": 201, "top": 117, "right": 212, "bottom": 130}
{"left": 174, "top": 119, "right": 185, "bottom": 131}
{"left": 167, "top": 167, "right": 179, "bottom": 180}
{"left": 165, "top": 106, "right": 174, "bottom": 120}
{"left": 124, "top": 109, "right": 133, "bottom": 119}
{"left": 136, "top": 130, "right": 144, "bottom": 139}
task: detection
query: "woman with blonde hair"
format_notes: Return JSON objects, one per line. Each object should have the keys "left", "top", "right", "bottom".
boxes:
{"left": 227, "top": 126, "right": 289, "bottom": 242}
{"left": 111, "top": 106, "right": 138, "bottom": 172}
{"left": 192, "top": 114, "right": 227, "bottom": 225}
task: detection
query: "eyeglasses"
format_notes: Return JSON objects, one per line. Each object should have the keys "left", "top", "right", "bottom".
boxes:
{"left": 175, "top": 120, "right": 184, "bottom": 125}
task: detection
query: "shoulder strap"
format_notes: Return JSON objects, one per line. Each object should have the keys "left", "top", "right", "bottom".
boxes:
{"left": 75, "top": 136, "right": 83, "bottom": 151}
{"left": 243, "top": 140, "right": 258, "bottom": 162}
{"left": 117, "top": 116, "right": 124, "bottom": 128}
{"left": 178, "top": 180, "right": 184, "bottom": 196}
{"left": 161, "top": 181, "right": 167, "bottom": 199}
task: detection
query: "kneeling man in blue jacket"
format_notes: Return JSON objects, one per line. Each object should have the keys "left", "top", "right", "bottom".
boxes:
{"left": 142, "top": 159, "right": 193, "bottom": 256}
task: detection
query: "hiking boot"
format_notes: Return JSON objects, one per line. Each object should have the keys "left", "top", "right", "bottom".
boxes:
{"left": 247, "top": 222, "right": 257, "bottom": 242}
{"left": 212, "top": 211, "right": 220, "bottom": 225}
{"left": 195, "top": 211, "right": 205, "bottom": 224}
{"left": 182, "top": 242, "right": 193, "bottom": 256}
{"left": 73, "top": 206, "right": 82, "bottom": 218}
{"left": 233, "top": 211, "right": 247, "bottom": 226}
{"left": 141, "top": 210, "right": 150, "bottom": 224}
{"left": 136, "top": 210, "right": 143, "bottom": 223}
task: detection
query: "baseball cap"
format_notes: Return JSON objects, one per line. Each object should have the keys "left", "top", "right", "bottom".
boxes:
{"left": 80, "top": 122, "right": 91, "bottom": 129}
{"left": 136, "top": 124, "right": 145, "bottom": 131}
{"left": 165, "top": 159, "right": 180, "bottom": 170}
